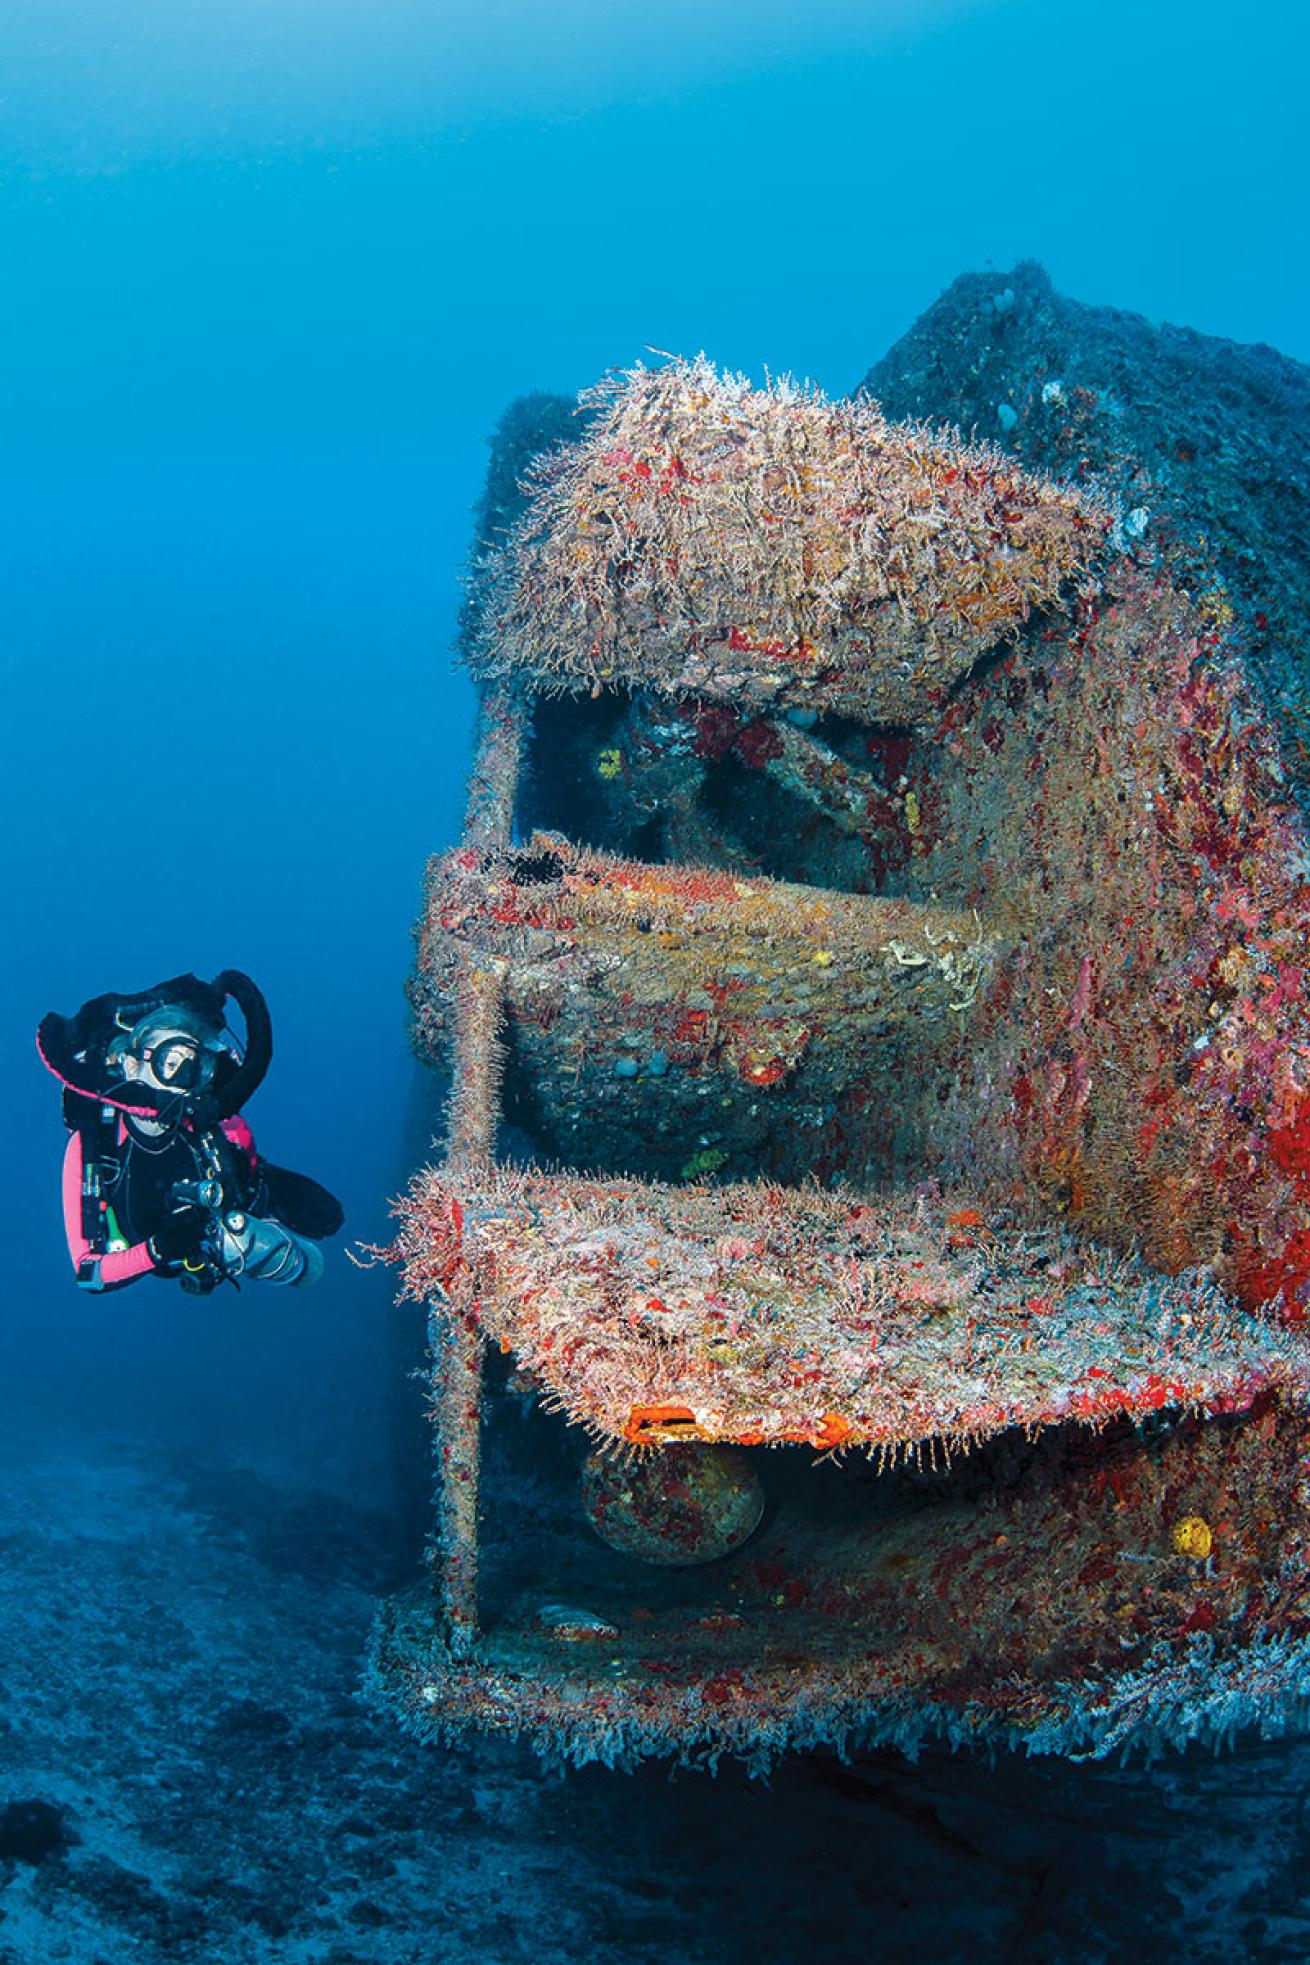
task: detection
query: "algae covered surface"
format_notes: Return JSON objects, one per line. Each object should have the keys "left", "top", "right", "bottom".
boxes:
{"left": 862, "top": 261, "right": 1310, "bottom": 794}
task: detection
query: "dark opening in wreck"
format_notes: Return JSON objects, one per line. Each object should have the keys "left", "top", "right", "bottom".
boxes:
{"left": 369, "top": 349, "right": 1310, "bottom": 1770}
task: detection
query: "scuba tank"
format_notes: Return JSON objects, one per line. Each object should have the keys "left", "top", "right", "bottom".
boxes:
{"left": 216, "top": 1212, "right": 324, "bottom": 1288}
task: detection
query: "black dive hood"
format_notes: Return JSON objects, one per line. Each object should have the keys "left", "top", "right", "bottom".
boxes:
{"left": 36, "top": 970, "right": 273, "bottom": 1126}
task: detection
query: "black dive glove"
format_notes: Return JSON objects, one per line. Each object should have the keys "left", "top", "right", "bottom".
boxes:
{"left": 149, "top": 1207, "right": 211, "bottom": 1270}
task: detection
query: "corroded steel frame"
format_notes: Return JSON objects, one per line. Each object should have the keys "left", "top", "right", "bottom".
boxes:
{"left": 382, "top": 353, "right": 1310, "bottom": 1769}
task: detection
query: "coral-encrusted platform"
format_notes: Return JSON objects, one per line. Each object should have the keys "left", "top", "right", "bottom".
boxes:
{"left": 369, "top": 1387, "right": 1310, "bottom": 1769}
{"left": 410, "top": 838, "right": 1005, "bottom": 1186}
{"left": 393, "top": 1170, "right": 1310, "bottom": 1450}
{"left": 423, "top": 834, "right": 997, "bottom": 1024}
{"left": 468, "top": 357, "right": 1112, "bottom": 726}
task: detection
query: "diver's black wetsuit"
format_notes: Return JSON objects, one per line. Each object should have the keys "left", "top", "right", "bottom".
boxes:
{"left": 94, "top": 1117, "right": 255, "bottom": 1252}
{"left": 60, "top": 1106, "right": 322, "bottom": 1290}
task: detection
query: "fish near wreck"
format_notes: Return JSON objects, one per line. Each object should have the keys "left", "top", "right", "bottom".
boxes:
{"left": 370, "top": 341, "right": 1310, "bottom": 1771}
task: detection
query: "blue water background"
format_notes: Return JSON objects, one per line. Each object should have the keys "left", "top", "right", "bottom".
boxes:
{"left": 3, "top": 0, "right": 1307, "bottom": 1498}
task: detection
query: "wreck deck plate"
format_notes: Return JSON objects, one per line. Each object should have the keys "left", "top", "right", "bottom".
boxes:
{"left": 421, "top": 834, "right": 999, "bottom": 1039}
{"left": 466, "top": 358, "right": 1111, "bottom": 727}
{"left": 399, "top": 1169, "right": 1310, "bottom": 1450}
{"left": 410, "top": 835, "right": 1006, "bottom": 1183}
{"left": 370, "top": 1385, "right": 1310, "bottom": 1768}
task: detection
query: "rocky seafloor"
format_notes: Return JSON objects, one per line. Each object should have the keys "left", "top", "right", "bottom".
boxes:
{"left": 5, "top": 1399, "right": 1310, "bottom": 1965}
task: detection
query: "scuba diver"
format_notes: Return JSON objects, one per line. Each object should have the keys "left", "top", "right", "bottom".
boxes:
{"left": 37, "top": 971, "right": 342, "bottom": 1294}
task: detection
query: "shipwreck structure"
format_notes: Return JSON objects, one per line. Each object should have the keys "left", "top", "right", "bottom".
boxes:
{"left": 370, "top": 296, "right": 1310, "bottom": 1768}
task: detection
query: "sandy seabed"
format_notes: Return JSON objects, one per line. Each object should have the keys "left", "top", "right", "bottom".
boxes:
{"left": 2, "top": 1407, "right": 1309, "bottom": 1965}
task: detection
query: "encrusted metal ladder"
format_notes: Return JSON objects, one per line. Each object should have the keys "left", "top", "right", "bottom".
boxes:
{"left": 428, "top": 681, "right": 990, "bottom": 1652}
{"left": 431, "top": 681, "right": 527, "bottom": 1654}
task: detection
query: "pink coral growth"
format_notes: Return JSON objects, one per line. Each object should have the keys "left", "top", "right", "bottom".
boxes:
{"left": 392, "top": 1164, "right": 1309, "bottom": 1455}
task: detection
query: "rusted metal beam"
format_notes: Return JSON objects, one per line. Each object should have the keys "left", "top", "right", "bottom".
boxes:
{"left": 462, "top": 679, "right": 529, "bottom": 856}
{"left": 760, "top": 718, "right": 906, "bottom": 850}
{"left": 431, "top": 682, "right": 527, "bottom": 1655}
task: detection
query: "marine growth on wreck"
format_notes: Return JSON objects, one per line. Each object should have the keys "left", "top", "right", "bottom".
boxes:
{"left": 369, "top": 312, "right": 1310, "bottom": 1771}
